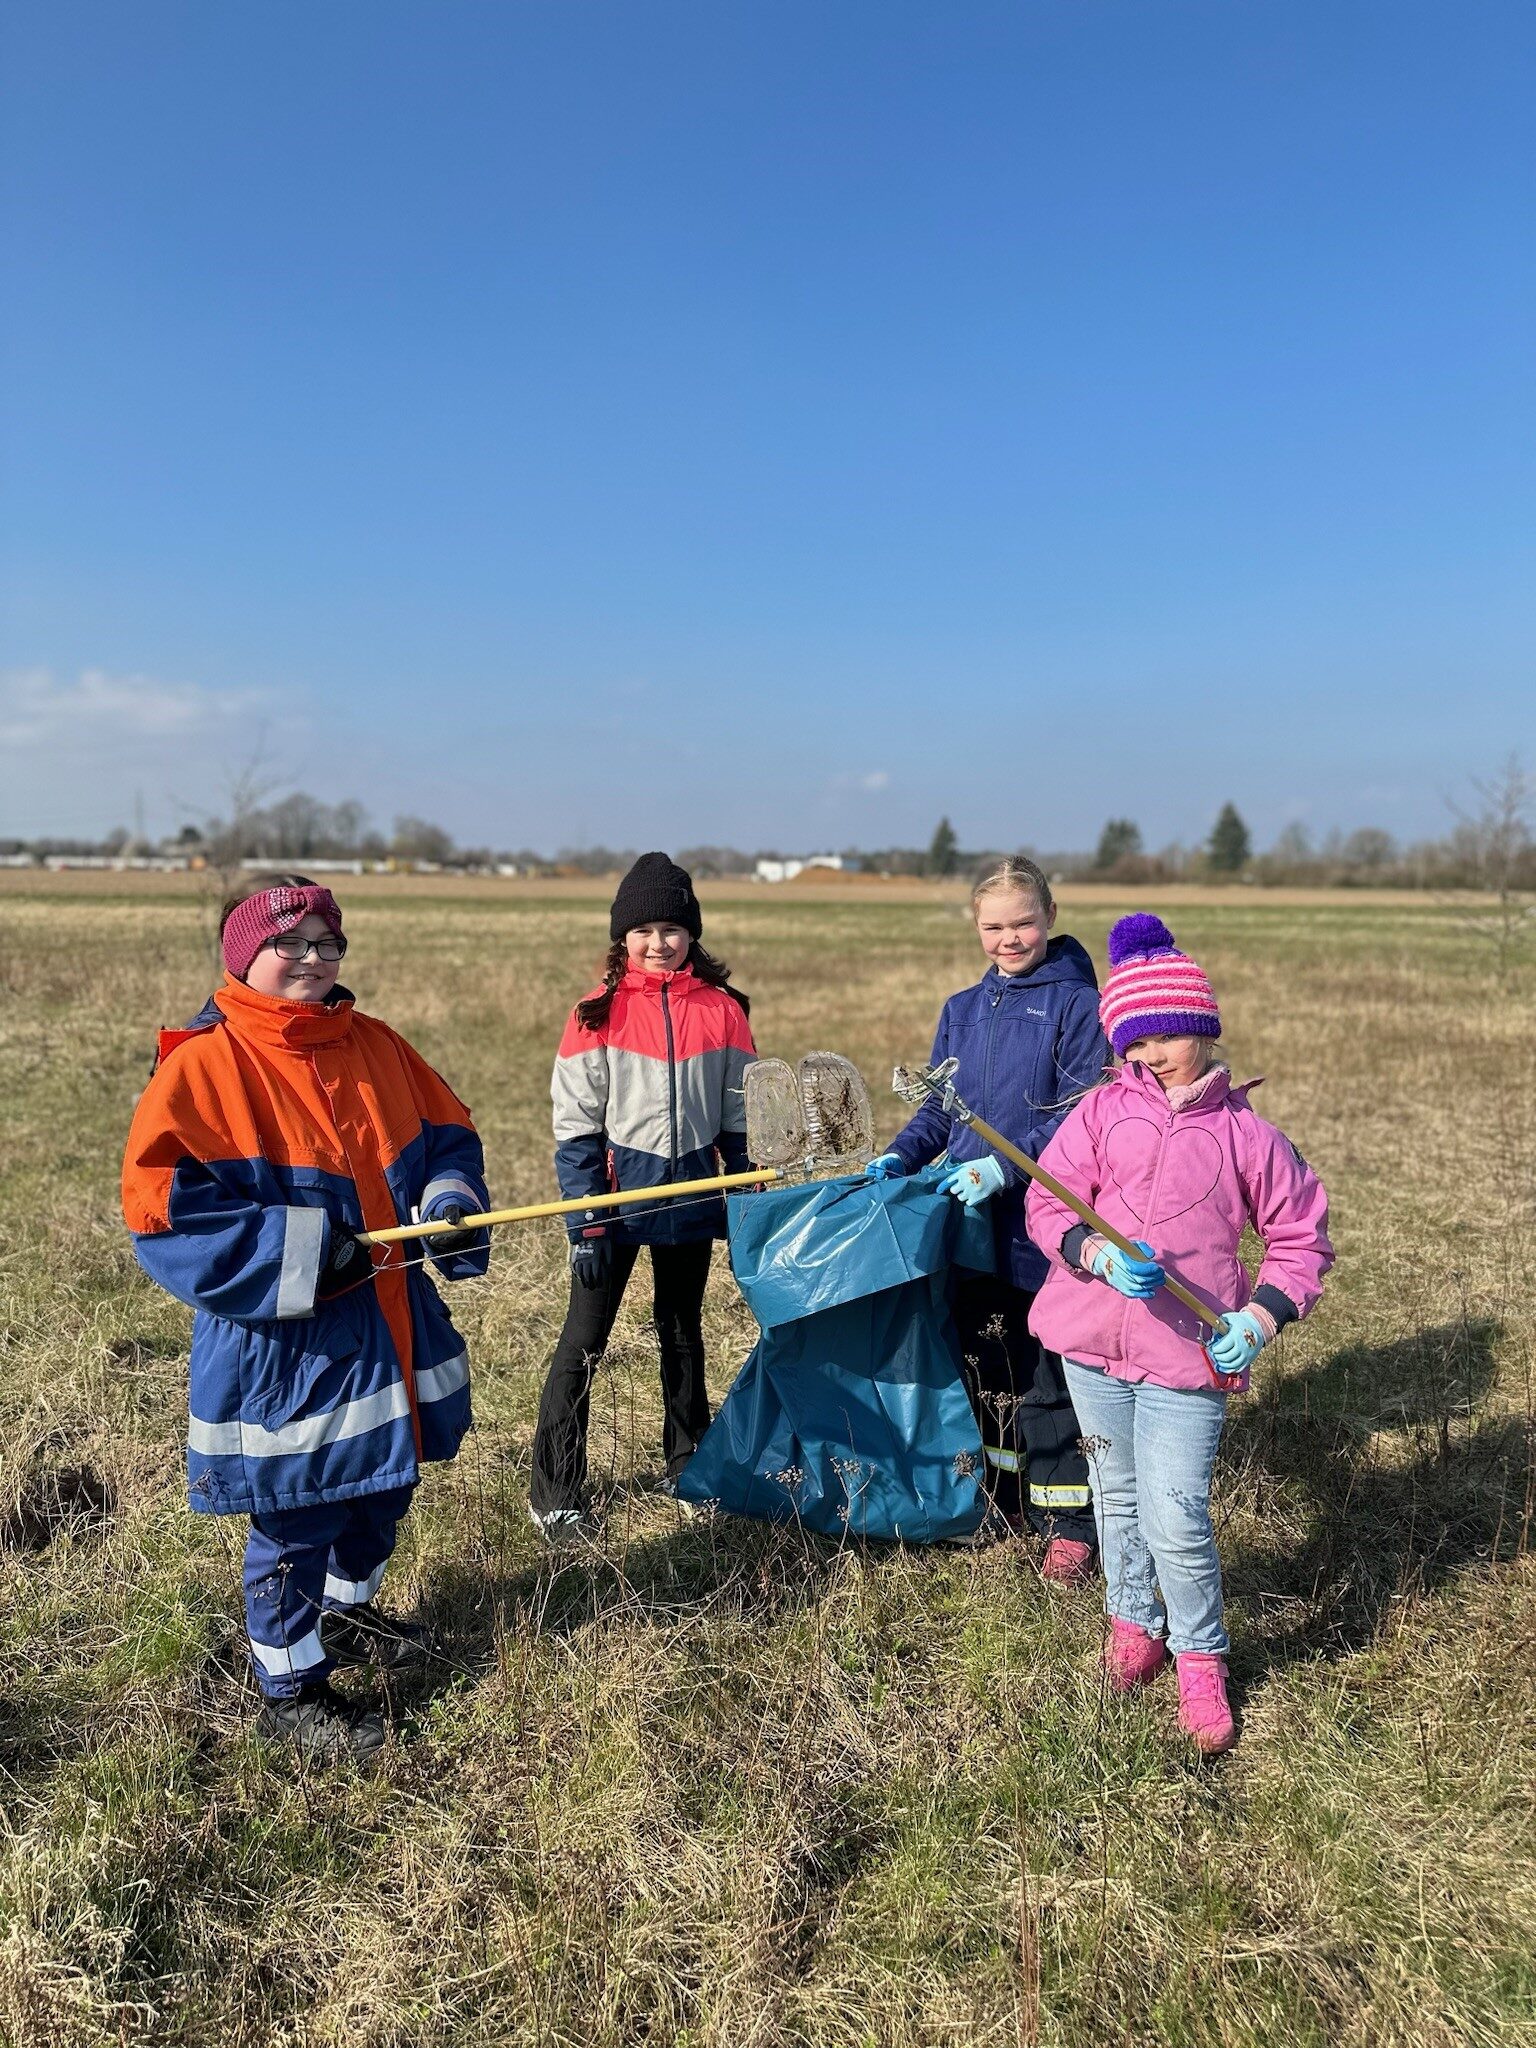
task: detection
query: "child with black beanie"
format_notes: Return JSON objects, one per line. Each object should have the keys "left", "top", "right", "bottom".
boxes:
{"left": 531, "top": 854, "right": 756, "bottom": 1539}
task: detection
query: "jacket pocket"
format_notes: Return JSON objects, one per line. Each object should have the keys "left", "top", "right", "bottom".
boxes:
{"left": 240, "top": 1290, "right": 370, "bottom": 1433}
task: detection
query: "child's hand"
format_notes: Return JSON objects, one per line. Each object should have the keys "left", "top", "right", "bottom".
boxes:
{"left": 422, "top": 1198, "right": 479, "bottom": 1254}
{"left": 937, "top": 1155, "right": 1006, "bottom": 1208}
{"left": 865, "top": 1153, "right": 909, "bottom": 1181}
{"left": 317, "top": 1226, "right": 372, "bottom": 1299}
{"left": 1088, "top": 1238, "right": 1165, "bottom": 1298}
{"left": 569, "top": 1231, "right": 612, "bottom": 1291}
{"left": 1205, "top": 1308, "right": 1271, "bottom": 1376}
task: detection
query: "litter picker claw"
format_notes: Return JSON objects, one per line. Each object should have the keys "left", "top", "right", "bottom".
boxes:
{"left": 355, "top": 1168, "right": 782, "bottom": 1247}
{"left": 891, "top": 1058, "right": 1226, "bottom": 1335}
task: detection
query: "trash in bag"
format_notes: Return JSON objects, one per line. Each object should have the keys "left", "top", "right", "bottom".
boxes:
{"left": 678, "top": 1165, "right": 994, "bottom": 1542}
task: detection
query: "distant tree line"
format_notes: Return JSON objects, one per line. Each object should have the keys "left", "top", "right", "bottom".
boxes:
{"left": 6, "top": 762, "right": 1530, "bottom": 897}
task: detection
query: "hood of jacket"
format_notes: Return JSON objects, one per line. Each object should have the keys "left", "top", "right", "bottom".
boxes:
{"left": 1114, "top": 1057, "right": 1264, "bottom": 1118}
{"left": 981, "top": 933, "right": 1098, "bottom": 996}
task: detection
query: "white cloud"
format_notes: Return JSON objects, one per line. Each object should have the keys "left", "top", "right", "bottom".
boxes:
{"left": 829, "top": 768, "right": 891, "bottom": 794}
{"left": 0, "top": 667, "right": 287, "bottom": 838}
{"left": 0, "top": 666, "right": 263, "bottom": 748}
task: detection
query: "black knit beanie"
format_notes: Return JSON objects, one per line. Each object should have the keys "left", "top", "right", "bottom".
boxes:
{"left": 609, "top": 852, "right": 702, "bottom": 941}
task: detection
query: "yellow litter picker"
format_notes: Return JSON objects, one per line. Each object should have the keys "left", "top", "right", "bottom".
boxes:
{"left": 355, "top": 1169, "right": 782, "bottom": 1248}
{"left": 892, "top": 1057, "right": 1225, "bottom": 1335}
{"left": 355, "top": 1050, "right": 876, "bottom": 1248}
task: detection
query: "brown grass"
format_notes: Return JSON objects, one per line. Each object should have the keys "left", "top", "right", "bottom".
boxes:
{"left": 0, "top": 881, "right": 1532, "bottom": 2046}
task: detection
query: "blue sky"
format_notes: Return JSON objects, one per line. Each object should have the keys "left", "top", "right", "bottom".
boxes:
{"left": 2, "top": 1, "right": 1532, "bottom": 852}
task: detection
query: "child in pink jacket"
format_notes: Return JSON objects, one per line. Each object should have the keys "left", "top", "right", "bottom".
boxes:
{"left": 1026, "top": 914, "right": 1332, "bottom": 1752}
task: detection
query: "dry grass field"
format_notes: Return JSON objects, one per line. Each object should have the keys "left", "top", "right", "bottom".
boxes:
{"left": 1, "top": 874, "right": 1533, "bottom": 2047}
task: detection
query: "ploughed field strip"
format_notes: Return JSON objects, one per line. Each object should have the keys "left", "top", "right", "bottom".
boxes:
{"left": 0, "top": 880, "right": 1532, "bottom": 2048}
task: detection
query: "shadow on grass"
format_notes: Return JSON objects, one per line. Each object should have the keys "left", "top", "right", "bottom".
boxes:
{"left": 391, "top": 1482, "right": 874, "bottom": 1716}
{"left": 1222, "top": 1315, "right": 1533, "bottom": 1674}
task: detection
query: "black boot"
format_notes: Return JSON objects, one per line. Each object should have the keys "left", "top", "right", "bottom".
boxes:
{"left": 319, "top": 1602, "right": 431, "bottom": 1673}
{"left": 258, "top": 1683, "right": 385, "bottom": 1763}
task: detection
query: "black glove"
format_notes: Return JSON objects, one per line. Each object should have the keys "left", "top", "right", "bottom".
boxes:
{"left": 317, "top": 1225, "right": 371, "bottom": 1300}
{"left": 569, "top": 1231, "right": 612, "bottom": 1291}
{"left": 425, "top": 1201, "right": 479, "bottom": 1256}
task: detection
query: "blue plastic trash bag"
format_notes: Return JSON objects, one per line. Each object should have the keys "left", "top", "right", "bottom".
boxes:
{"left": 678, "top": 1166, "right": 994, "bottom": 1542}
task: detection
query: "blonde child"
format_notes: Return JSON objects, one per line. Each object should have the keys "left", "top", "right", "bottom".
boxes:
{"left": 122, "top": 875, "right": 489, "bottom": 1762}
{"left": 1027, "top": 913, "right": 1332, "bottom": 1751}
{"left": 532, "top": 854, "right": 755, "bottom": 1539}
{"left": 870, "top": 855, "right": 1110, "bottom": 1575}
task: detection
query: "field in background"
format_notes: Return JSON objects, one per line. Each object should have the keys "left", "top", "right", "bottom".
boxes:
{"left": 1, "top": 878, "right": 1533, "bottom": 2047}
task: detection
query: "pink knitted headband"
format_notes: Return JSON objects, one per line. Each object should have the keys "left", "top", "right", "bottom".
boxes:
{"left": 221, "top": 884, "right": 345, "bottom": 980}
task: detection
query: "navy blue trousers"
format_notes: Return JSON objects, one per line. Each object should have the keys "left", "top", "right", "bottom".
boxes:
{"left": 243, "top": 1483, "right": 415, "bottom": 1698}
{"left": 951, "top": 1273, "right": 1096, "bottom": 1543}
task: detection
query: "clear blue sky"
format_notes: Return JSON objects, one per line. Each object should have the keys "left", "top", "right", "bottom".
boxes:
{"left": 2, "top": 1, "right": 1532, "bottom": 852}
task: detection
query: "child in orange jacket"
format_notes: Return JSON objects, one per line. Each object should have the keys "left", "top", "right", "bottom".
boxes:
{"left": 122, "top": 874, "right": 489, "bottom": 1762}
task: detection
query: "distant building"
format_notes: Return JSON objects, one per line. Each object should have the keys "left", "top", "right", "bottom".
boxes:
{"left": 238, "top": 857, "right": 367, "bottom": 875}
{"left": 43, "top": 854, "right": 192, "bottom": 872}
{"left": 753, "top": 854, "right": 845, "bottom": 883}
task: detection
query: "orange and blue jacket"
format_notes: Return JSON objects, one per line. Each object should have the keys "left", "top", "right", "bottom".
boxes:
{"left": 121, "top": 975, "right": 489, "bottom": 1517}
{"left": 552, "top": 965, "right": 755, "bottom": 1243}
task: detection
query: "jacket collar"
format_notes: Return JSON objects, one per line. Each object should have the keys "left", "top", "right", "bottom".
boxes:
{"left": 214, "top": 972, "right": 356, "bottom": 1052}
{"left": 981, "top": 934, "right": 1098, "bottom": 994}
{"left": 621, "top": 964, "right": 696, "bottom": 996}
{"left": 1118, "top": 1059, "right": 1264, "bottom": 1113}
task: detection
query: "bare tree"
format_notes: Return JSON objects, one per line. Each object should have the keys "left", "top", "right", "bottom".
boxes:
{"left": 1448, "top": 755, "right": 1534, "bottom": 978}
{"left": 175, "top": 736, "right": 285, "bottom": 964}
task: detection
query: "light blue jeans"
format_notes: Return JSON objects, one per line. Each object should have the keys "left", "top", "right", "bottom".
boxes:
{"left": 1063, "top": 1362, "right": 1230, "bottom": 1657}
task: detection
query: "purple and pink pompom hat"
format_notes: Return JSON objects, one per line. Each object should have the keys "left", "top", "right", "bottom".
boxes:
{"left": 1099, "top": 913, "right": 1221, "bottom": 1058}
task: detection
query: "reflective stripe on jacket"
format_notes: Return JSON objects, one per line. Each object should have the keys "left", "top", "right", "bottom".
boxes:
{"left": 551, "top": 965, "right": 756, "bottom": 1244}
{"left": 121, "top": 975, "right": 489, "bottom": 1515}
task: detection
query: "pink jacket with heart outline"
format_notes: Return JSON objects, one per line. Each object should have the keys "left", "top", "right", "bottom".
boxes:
{"left": 1025, "top": 1062, "right": 1333, "bottom": 1392}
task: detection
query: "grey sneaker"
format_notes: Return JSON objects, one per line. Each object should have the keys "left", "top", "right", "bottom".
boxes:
{"left": 258, "top": 1683, "right": 386, "bottom": 1764}
{"left": 656, "top": 1475, "right": 698, "bottom": 1521}
{"left": 528, "top": 1503, "right": 599, "bottom": 1546}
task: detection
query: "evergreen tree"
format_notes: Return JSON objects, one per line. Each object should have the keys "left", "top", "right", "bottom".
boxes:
{"left": 927, "top": 816, "right": 959, "bottom": 877}
{"left": 1093, "top": 818, "right": 1143, "bottom": 870}
{"left": 1207, "top": 803, "right": 1252, "bottom": 873}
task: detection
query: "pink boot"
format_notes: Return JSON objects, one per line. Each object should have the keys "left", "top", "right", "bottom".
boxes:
{"left": 1176, "top": 1653, "right": 1237, "bottom": 1753}
{"left": 1101, "top": 1618, "right": 1168, "bottom": 1694}
{"left": 1040, "top": 1536, "right": 1097, "bottom": 1586}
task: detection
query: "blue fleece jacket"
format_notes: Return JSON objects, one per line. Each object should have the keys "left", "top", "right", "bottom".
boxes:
{"left": 888, "top": 936, "right": 1110, "bottom": 1291}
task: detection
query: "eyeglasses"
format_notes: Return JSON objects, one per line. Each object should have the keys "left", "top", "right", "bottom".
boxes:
{"left": 266, "top": 933, "right": 348, "bottom": 962}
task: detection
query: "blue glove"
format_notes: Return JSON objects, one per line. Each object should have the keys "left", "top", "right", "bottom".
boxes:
{"left": 937, "top": 1154, "right": 1006, "bottom": 1207}
{"left": 865, "top": 1153, "right": 909, "bottom": 1181}
{"left": 1087, "top": 1238, "right": 1165, "bottom": 1298}
{"left": 1205, "top": 1308, "right": 1271, "bottom": 1377}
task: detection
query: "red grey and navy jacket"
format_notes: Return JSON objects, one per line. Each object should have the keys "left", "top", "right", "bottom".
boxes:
{"left": 121, "top": 975, "right": 490, "bottom": 1518}
{"left": 551, "top": 965, "right": 756, "bottom": 1245}
{"left": 888, "top": 936, "right": 1110, "bottom": 1291}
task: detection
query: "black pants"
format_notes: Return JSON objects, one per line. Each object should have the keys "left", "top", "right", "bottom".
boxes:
{"left": 951, "top": 1270, "right": 1096, "bottom": 1544}
{"left": 531, "top": 1239, "right": 715, "bottom": 1514}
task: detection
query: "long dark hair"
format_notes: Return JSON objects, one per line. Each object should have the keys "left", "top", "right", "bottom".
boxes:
{"left": 575, "top": 939, "right": 750, "bottom": 1032}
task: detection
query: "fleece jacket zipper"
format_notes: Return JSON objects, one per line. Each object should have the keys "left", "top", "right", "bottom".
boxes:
{"left": 981, "top": 977, "right": 1005, "bottom": 1143}
{"left": 1121, "top": 1093, "right": 1178, "bottom": 1359}
{"left": 660, "top": 980, "right": 679, "bottom": 1182}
